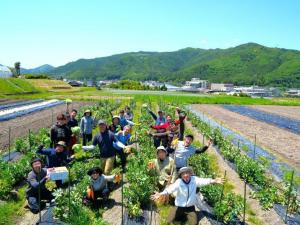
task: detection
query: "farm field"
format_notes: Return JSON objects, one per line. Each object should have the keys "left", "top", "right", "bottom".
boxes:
{"left": 222, "top": 105, "right": 300, "bottom": 133}
{"left": 191, "top": 104, "right": 300, "bottom": 172}
{"left": 0, "top": 101, "right": 92, "bottom": 152}
{"left": 0, "top": 97, "right": 299, "bottom": 225}
{"left": 249, "top": 105, "right": 300, "bottom": 121}
{"left": 26, "top": 79, "right": 72, "bottom": 91}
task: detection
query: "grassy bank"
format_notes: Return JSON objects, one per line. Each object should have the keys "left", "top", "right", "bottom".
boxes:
{"left": 0, "top": 78, "right": 40, "bottom": 95}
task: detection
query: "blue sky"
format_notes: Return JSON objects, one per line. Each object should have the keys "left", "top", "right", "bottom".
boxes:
{"left": 0, "top": 0, "right": 299, "bottom": 68}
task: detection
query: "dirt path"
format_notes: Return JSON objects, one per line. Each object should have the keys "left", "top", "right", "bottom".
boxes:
{"left": 249, "top": 105, "right": 300, "bottom": 121}
{"left": 186, "top": 120, "right": 285, "bottom": 225}
{"left": 17, "top": 206, "right": 63, "bottom": 225}
{"left": 191, "top": 104, "right": 300, "bottom": 171}
{"left": 0, "top": 101, "right": 92, "bottom": 153}
{"left": 102, "top": 184, "right": 124, "bottom": 225}
{"left": 103, "top": 181, "right": 161, "bottom": 225}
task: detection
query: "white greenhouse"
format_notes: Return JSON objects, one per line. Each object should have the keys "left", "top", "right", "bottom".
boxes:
{"left": 0, "top": 64, "right": 13, "bottom": 78}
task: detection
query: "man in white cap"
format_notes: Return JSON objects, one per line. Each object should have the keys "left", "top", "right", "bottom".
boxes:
{"left": 148, "top": 146, "right": 177, "bottom": 191}
{"left": 151, "top": 166, "right": 223, "bottom": 225}
{"left": 170, "top": 134, "right": 212, "bottom": 171}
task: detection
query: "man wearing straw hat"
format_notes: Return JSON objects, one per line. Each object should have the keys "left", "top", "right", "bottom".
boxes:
{"left": 151, "top": 166, "right": 223, "bottom": 225}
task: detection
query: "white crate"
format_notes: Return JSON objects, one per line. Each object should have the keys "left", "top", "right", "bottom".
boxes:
{"left": 47, "top": 167, "right": 68, "bottom": 181}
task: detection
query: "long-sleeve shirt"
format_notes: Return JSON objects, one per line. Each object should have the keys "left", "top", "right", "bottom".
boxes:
{"left": 83, "top": 130, "right": 118, "bottom": 158}
{"left": 115, "top": 131, "right": 131, "bottom": 144}
{"left": 37, "top": 147, "right": 71, "bottom": 168}
{"left": 90, "top": 174, "right": 115, "bottom": 191}
{"left": 153, "top": 157, "right": 177, "bottom": 186}
{"left": 50, "top": 124, "right": 72, "bottom": 148}
{"left": 68, "top": 118, "right": 78, "bottom": 128}
{"left": 26, "top": 168, "right": 48, "bottom": 197}
{"left": 80, "top": 116, "right": 94, "bottom": 134}
{"left": 148, "top": 110, "right": 166, "bottom": 125}
{"left": 173, "top": 141, "right": 209, "bottom": 169}
{"left": 119, "top": 115, "right": 135, "bottom": 128}
{"left": 162, "top": 176, "right": 213, "bottom": 207}
{"left": 124, "top": 112, "right": 133, "bottom": 121}
{"left": 113, "top": 131, "right": 132, "bottom": 150}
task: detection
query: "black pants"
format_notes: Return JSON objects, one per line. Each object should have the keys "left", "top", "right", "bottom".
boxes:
{"left": 27, "top": 190, "right": 54, "bottom": 214}
{"left": 82, "top": 133, "right": 92, "bottom": 146}
{"left": 153, "top": 136, "right": 168, "bottom": 148}
{"left": 167, "top": 206, "right": 197, "bottom": 225}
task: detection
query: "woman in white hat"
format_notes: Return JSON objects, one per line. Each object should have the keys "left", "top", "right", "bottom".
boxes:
{"left": 151, "top": 166, "right": 224, "bottom": 225}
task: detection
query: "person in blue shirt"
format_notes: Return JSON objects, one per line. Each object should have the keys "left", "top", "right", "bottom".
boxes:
{"left": 113, "top": 125, "right": 134, "bottom": 171}
{"left": 119, "top": 110, "right": 135, "bottom": 128}
{"left": 36, "top": 141, "right": 73, "bottom": 168}
{"left": 80, "top": 110, "right": 94, "bottom": 145}
{"left": 147, "top": 108, "right": 166, "bottom": 125}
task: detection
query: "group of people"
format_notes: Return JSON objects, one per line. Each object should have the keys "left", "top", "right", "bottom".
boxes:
{"left": 25, "top": 106, "right": 135, "bottom": 213}
{"left": 25, "top": 105, "right": 223, "bottom": 225}
{"left": 145, "top": 107, "right": 222, "bottom": 224}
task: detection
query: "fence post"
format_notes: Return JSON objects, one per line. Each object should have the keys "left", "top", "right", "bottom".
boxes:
{"left": 28, "top": 129, "right": 31, "bottom": 152}
{"left": 243, "top": 180, "right": 247, "bottom": 224}
{"left": 285, "top": 170, "right": 294, "bottom": 223}
{"left": 68, "top": 166, "right": 71, "bottom": 222}
{"left": 8, "top": 127, "right": 11, "bottom": 161}
{"left": 253, "top": 134, "right": 256, "bottom": 160}
{"left": 216, "top": 170, "right": 227, "bottom": 225}
{"left": 121, "top": 171, "right": 124, "bottom": 225}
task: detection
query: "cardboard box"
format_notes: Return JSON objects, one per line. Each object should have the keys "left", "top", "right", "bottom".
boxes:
{"left": 47, "top": 167, "right": 68, "bottom": 181}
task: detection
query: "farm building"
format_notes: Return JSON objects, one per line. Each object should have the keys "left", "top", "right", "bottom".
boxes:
{"left": 0, "top": 64, "right": 13, "bottom": 78}
{"left": 210, "top": 83, "right": 234, "bottom": 92}
{"left": 182, "top": 78, "right": 208, "bottom": 92}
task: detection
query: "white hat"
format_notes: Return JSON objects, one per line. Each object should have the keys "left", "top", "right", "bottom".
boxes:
{"left": 178, "top": 167, "right": 194, "bottom": 177}
{"left": 156, "top": 146, "right": 167, "bottom": 154}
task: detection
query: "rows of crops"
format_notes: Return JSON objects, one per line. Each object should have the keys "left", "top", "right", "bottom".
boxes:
{"left": 185, "top": 107, "right": 300, "bottom": 224}
{"left": 222, "top": 105, "right": 300, "bottom": 134}
{"left": 2, "top": 99, "right": 300, "bottom": 225}
{"left": 188, "top": 106, "right": 300, "bottom": 183}
{"left": 0, "top": 100, "right": 122, "bottom": 225}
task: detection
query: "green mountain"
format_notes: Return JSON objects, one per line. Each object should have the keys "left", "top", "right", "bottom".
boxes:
{"left": 49, "top": 43, "right": 300, "bottom": 87}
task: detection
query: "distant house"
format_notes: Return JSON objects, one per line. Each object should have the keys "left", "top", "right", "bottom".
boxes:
{"left": 142, "top": 80, "right": 164, "bottom": 88}
{"left": 0, "top": 64, "right": 13, "bottom": 78}
{"left": 68, "top": 80, "right": 83, "bottom": 87}
{"left": 210, "top": 83, "right": 234, "bottom": 92}
{"left": 182, "top": 78, "right": 208, "bottom": 92}
{"left": 234, "top": 86, "right": 272, "bottom": 97}
{"left": 165, "top": 84, "right": 181, "bottom": 91}
{"left": 285, "top": 89, "right": 300, "bottom": 97}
